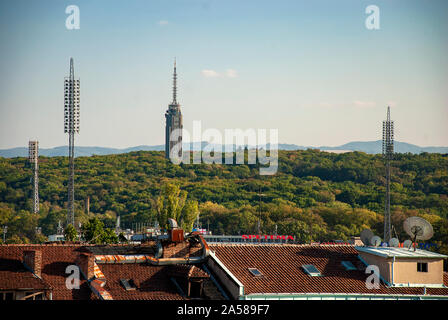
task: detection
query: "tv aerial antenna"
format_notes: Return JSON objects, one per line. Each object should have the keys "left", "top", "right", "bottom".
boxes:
{"left": 403, "top": 217, "right": 434, "bottom": 251}
{"left": 360, "top": 229, "right": 374, "bottom": 246}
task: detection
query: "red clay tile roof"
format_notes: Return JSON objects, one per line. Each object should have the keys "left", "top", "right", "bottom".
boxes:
{"left": 209, "top": 244, "right": 448, "bottom": 297}
{"left": 98, "top": 263, "right": 185, "bottom": 300}
{"left": 0, "top": 257, "right": 50, "bottom": 291}
{"left": 166, "top": 264, "right": 210, "bottom": 279}
{"left": 0, "top": 244, "right": 97, "bottom": 300}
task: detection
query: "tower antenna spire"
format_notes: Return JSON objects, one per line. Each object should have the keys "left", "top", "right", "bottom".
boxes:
{"left": 173, "top": 58, "right": 177, "bottom": 104}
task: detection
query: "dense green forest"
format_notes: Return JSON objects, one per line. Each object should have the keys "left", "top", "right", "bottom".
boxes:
{"left": 0, "top": 150, "right": 447, "bottom": 254}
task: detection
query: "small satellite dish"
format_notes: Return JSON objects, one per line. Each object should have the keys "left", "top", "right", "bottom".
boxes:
{"left": 403, "top": 217, "right": 434, "bottom": 251}
{"left": 371, "top": 236, "right": 382, "bottom": 247}
{"left": 403, "top": 239, "right": 413, "bottom": 249}
{"left": 389, "top": 238, "right": 399, "bottom": 248}
{"left": 360, "top": 229, "right": 374, "bottom": 246}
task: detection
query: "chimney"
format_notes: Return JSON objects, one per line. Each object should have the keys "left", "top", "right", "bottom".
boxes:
{"left": 23, "top": 250, "right": 42, "bottom": 278}
{"left": 76, "top": 253, "right": 95, "bottom": 280}
{"left": 168, "top": 218, "right": 184, "bottom": 242}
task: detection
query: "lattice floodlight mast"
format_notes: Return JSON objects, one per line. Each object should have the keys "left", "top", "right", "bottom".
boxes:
{"left": 64, "top": 58, "right": 80, "bottom": 227}
{"left": 28, "top": 140, "right": 39, "bottom": 213}
{"left": 382, "top": 106, "right": 394, "bottom": 243}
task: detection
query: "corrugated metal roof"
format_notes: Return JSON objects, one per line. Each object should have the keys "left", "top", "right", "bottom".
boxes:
{"left": 355, "top": 246, "right": 448, "bottom": 258}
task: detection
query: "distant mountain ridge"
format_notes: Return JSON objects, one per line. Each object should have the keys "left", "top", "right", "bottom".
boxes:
{"left": 0, "top": 141, "right": 447, "bottom": 158}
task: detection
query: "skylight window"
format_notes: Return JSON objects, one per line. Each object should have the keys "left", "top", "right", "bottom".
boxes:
{"left": 120, "top": 279, "right": 136, "bottom": 291}
{"left": 302, "top": 264, "right": 322, "bottom": 277}
{"left": 341, "top": 261, "right": 357, "bottom": 271}
{"left": 248, "top": 268, "right": 263, "bottom": 277}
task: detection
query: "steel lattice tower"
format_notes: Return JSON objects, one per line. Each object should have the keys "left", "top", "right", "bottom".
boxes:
{"left": 382, "top": 106, "right": 394, "bottom": 243}
{"left": 28, "top": 141, "right": 39, "bottom": 214}
{"left": 64, "top": 58, "right": 80, "bottom": 227}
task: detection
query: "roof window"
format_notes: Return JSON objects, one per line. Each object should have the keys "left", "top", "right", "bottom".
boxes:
{"left": 302, "top": 264, "right": 322, "bottom": 277}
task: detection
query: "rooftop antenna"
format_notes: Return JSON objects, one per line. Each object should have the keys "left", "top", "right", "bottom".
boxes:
{"left": 382, "top": 106, "right": 394, "bottom": 243}
{"left": 57, "top": 220, "right": 64, "bottom": 235}
{"left": 64, "top": 57, "right": 80, "bottom": 227}
{"left": 403, "top": 217, "right": 434, "bottom": 251}
{"left": 360, "top": 229, "right": 374, "bottom": 246}
{"left": 28, "top": 140, "right": 39, "bottom": 213}
{"left": 172, "top": 57, "right": 177, "bottom": 104}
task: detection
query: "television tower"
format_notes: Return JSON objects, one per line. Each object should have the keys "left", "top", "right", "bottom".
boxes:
{"left": 165, "top": 58, "right": 183, "bottom": 160}
{"left": 28, "top": 140, "right": 39, "bottom": 214}
{"left": 382, "top": 106, "right": 394, "bottom": 243}
{"left": 64, "top": 58, "right": 80, "bottom": 227}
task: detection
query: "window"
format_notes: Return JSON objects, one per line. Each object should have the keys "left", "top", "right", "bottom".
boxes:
{"left": 341, "top": 261, "right": 357, "bottom": 271}
{"left": 248, "top": 268, "right": 263, "bottom": 277}
{"left": 302, "top": 264, "right": 322, "bottom": 277}
{"left": 1, "top": 292, "right": 14, "bottom": 300}
{"left": 417, "top": 262, "right": 428, "bottom": 272}
{"left": 120, "top": 279, "right": 136, "bottom": 291}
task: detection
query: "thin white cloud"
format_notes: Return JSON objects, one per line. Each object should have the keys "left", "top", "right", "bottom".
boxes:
{"left": 201, "top": 70, "right": 220, "bottom": 78}
{"left": 201, "top": 69, "right": 238, "bottom": 78}
{"left": 353, "top": 100, "right": 376, "bottom": 108}
{"left": 158, "top": 20, "right": 169, "bottom": 26}
{"left": 225, "top": 69, "right": 238, "bottom": 78}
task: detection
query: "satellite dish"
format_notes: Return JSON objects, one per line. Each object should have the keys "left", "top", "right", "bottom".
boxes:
{"left": 360, "top": 229, "right": 374, "bottom": 246}
{"left": 371, "top": 236, "right": 382, "bottom": 247}
{"left": 403, "top": 217, "right": 434, "bottom": 251}
{"left": 389, "top": 238, "right": 399, "bottom": 248}
{"left": 403, "top": 239, "right": 413, "bottom": 249}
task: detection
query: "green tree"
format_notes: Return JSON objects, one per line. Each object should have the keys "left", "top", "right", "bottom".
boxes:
{"left": 155, "top": 183, "right": 187, "bottom": 230}
{"left": 81, "top": 217, "right": 119, "bottom": 244}
{"left": 180, "top": 200, "right": 200, "bottom": 232}
{"left": 64, "top": 224, "right": 78, "bottom": 241}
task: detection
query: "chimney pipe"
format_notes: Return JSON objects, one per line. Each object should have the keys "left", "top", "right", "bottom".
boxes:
{"left": 76, "top": 253, "right": 95, "bottom": 280}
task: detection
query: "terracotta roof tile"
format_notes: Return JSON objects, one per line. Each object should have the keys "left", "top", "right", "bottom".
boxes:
{"left": 209, "top": 244, "right": 448, "bottom": 297}
{"left": 98, "top": 263, "right": 185, "bottom": 300}
{"left": 0, "top": 244, "right": 97, "bottom": 300}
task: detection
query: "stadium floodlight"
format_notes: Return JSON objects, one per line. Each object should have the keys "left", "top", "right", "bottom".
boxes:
{"left": 64, "top": 58, "right": 80, "bottom": 227}
{"left": 382, "top": 106, "right": 394, "bottom": 243}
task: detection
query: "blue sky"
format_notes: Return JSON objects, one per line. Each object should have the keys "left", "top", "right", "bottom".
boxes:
{"left": 0, "top": 0, "right": 447, "bottom": 149}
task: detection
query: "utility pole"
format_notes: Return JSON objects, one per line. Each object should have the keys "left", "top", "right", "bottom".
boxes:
{"left": 2, "top": 225, "right": 7, "bottom": 243}
{"left": 257, "top": 186, "right": 266, "bottom": 236}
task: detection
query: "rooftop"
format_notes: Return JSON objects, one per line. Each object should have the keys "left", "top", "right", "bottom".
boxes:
{"left": 0, "top": 244, "right": 96, "bottom": 300}
{"left": 0, "top": 232, "right": 220, "bottom": 300}
{"left": 355, "top": 246, "right": 448, "bottom": 259}
{"left": 209, "top": 243, "right": 448, "bottom": 298}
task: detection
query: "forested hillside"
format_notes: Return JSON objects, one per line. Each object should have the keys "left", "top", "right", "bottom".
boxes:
{"left": 0, "top": 150, "right": 447, "bottom": 254}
